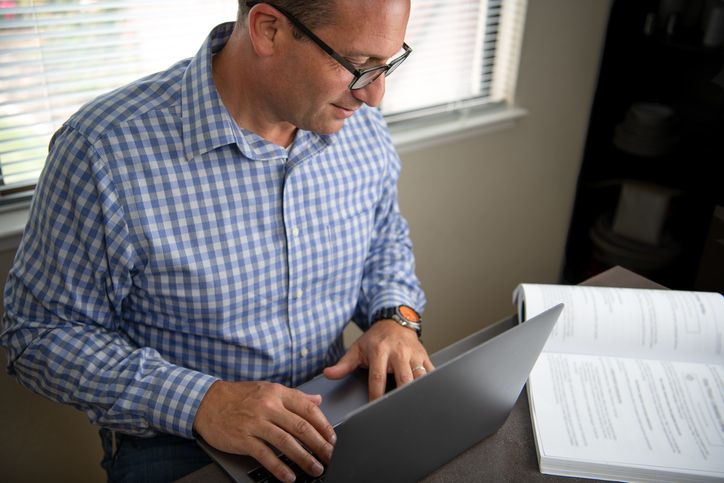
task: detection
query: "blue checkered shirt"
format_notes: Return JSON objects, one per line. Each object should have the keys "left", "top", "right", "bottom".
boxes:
{"left": 0, "top": 23, "right": 425, "bottom": 439}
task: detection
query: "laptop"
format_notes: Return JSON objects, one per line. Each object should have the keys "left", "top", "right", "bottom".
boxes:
{"left": 197, "top": 303, "right": 563, "bottom": 483}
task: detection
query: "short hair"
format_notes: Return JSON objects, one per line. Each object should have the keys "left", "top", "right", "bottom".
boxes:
{"left": 237, "top": 1, "right": 337, "bottom": 39}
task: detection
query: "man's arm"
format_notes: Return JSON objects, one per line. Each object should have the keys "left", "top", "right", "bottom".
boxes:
{"left": 1, "top": 125, "right": 336, "bottom": 482}
{"left": 325, "top": 112, "right": 432, "bottom": 399}
{"left": 0, "top": 125, "right": 217, "bottom": 438}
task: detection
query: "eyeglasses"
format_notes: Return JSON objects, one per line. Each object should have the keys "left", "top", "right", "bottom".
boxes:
{"left": 245, "top": 1, "right": 412, "bottom": 90}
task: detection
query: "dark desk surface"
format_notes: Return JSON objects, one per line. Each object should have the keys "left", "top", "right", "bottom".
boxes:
{"left": 178, "top": 266, "right": 663, "bottom": 483}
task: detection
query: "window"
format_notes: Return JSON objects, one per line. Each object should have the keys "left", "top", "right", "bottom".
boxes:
{"left": 384, "top": 0, "right": 515, "bottom": 120}
{"left": 0, "top": 0, "right": 237, "bottom": 203}
{"left": 0, "top": 0, "right": 525, "bottom": 203}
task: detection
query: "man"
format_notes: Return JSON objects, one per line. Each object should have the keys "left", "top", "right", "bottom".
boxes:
{"left": 0, "top": 0, "right": 431, "bottom": 481}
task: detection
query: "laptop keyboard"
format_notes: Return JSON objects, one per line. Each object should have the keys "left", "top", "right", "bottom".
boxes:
{"left": 247, "top": 454, "right": 327, "bottom": 483}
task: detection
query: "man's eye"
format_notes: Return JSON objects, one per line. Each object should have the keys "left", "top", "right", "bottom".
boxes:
{"left": 346, "top": 58, "right": 369, "bottom": 68}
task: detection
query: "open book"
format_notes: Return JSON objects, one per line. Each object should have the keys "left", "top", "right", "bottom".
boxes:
{"left": 514, "top": 284, "right": 724, "bottom": 483}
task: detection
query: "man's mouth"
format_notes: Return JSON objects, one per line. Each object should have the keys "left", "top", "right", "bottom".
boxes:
{"left": 332, "top": 103, "right": 359, "bottom": 118}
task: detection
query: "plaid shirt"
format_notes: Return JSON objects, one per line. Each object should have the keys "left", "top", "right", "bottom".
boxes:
{"left": 0, "top": 23, "right": 424, "bottom": 438}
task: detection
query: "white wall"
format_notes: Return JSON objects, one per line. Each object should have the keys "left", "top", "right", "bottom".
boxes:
{"left": 0, "top": 1, "right": 610, "bottom": 480}
{"left": 400, "top": 0, "right": 611, "bottom": 350}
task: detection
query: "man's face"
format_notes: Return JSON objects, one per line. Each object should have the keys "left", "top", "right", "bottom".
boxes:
{"left": 272, "top": 0, "right": 410, "bottom": 135}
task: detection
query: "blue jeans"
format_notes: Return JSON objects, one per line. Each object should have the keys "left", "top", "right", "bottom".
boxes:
{"left": 99, "top": 428, "right": 212, "bottom": 483}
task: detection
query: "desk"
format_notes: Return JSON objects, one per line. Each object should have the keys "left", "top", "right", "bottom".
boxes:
{"left": 178, "top": 266, "right": 663, "bottom": 483}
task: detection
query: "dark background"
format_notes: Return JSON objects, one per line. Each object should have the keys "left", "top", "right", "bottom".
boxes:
{"left": 562, "top": 0, "right": 724, "bottom": 291}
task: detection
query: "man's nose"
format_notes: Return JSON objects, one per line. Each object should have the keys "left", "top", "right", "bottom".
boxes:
{"left": 351, "top": 74, "right": 386, "bottom": 108}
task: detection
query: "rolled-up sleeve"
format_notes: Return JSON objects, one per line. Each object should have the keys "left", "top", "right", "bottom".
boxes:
{"left": 0, "top": 125, "right": 217, "bottom": 438}
{"left": 355, "top": 112, "right": 426, "bottom": 329}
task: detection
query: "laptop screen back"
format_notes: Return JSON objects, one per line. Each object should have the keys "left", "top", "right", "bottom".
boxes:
{"left": 323, "top": 304, "right": 563, "bottom": 482}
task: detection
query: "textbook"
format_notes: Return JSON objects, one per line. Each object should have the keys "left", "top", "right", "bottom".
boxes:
{"left": 514, "top": 284, "right": 724, "bottom": 483}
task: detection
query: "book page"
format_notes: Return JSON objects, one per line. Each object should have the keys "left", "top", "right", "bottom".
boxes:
{"left": 515, "top": 284, "right": 724, "bottom": 363}
{"left": 528, "top": 353, "right": 724, "bottom": 478}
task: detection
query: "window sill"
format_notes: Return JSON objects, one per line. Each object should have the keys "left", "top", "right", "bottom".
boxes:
{"left": 0, "top": 105, "right": 527, "bottom": 252}
{"left": 0, "top": 202, "right": 30, "bottom": 252}
{"left": 390, "top": 105, "right": 527, "bottom": 154}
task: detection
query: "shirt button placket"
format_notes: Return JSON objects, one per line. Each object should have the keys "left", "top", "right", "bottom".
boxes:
{"left": 283, "top": 174, "right": 297, "bottom": 383}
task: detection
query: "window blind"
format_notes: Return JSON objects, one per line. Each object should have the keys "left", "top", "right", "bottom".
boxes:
{"left": 0, "top": 0, "right": 237, "bottom": 200}
{"left": 0, "top": 0, "right": 526, "bottom": 200}
{"left": 383, "top": 0, "right": 500, "bottom": 117}
{"left": 383, "top": 0, "right": 526, "bottom": 122}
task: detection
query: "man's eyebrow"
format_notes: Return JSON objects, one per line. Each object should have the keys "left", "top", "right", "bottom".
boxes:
{"left": 343, "top": 44, "right": 404, "bottom": 61}
{"left": 343, "top": 51, "right": 394, "bottom": 63}
{"left": 343, "top": 51, "right": 379, "bottom": 59}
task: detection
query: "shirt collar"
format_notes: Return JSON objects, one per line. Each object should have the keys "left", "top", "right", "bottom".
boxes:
{"left": 181, "top": 22, "right": 337, "bottom": 163}
{"left": 181, "top": 22, "right": 240, "bottom": 161}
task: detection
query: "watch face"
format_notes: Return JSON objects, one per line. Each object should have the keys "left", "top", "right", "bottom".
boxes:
{"left": 399, "top": 305, "right": 420, "bottom": 322}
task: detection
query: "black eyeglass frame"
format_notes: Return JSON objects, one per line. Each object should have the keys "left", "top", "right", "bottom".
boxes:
{"left": 245, "top": 1, "right": 412, "bottom": 90}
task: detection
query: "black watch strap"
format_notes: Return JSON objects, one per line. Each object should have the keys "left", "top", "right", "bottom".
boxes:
{"left": 372, "top": 306, "right": 397, "bottom": 323}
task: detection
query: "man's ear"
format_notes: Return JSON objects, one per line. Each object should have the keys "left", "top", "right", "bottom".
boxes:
{"left": 247, "top": 3, "right": 283, "bottom": 57}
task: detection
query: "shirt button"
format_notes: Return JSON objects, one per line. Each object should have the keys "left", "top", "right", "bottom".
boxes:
{"left": 296, "top": 289, "right": 304, "bottom": 298}
{"left": 300, "top": 347, "right": 309, "bottom": 358}
{"left": 291, "top": 227, "right": 300, "bottom": 237}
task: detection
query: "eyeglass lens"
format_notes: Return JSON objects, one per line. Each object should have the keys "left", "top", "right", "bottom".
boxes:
{"left": 351, "top": 67, "right": 387, "bottom": 89}
{"left": 349, "top": 47, "right": 410, "bottom": 90}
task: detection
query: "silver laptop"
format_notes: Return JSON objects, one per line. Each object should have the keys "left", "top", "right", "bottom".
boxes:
{"left": 198, "top": 304, "right": 563, "bottom": 483}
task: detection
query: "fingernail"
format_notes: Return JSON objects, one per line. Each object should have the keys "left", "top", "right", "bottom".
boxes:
{"left": 284, "top": 470, "right": 296, "bottom": 483}
{"left": 312, "top": 462, "right": 324, "bottom": 476}
{"left": 330, "top": 432, "right": 337, "bottom": 445}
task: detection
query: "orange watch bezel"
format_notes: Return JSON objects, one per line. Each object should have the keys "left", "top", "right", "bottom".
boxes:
{"left": 399, "top": 305, "right": 421, "bottom": 323}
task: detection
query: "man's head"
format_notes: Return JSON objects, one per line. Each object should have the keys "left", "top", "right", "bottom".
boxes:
{"left": 233, "top": 0, "right": 411, "bottom": 136}
{"left": 236, "top": 1, "right": 336, "bottom": 37}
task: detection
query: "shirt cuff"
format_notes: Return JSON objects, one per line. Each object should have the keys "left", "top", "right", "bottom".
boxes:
{"left": 143, "top": 366, "right": 219, "bottom": 439}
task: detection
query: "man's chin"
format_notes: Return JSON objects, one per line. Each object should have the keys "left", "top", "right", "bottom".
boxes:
{"left": 296, "top": 108, "right": 355, "bottom": 135}
{"left": 309, "top": 118, "right": 347, "bottom": 135}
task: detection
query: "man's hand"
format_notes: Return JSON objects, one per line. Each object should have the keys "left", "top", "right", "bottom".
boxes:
{"left": 323, "top": 319, "right": 435, "bottom": 400}
{"left": 193, "top": 380, "right": 336, "bottom": 483}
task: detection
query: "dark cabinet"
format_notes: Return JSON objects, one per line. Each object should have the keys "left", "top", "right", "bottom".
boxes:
{"left": 562, "top": 0, "right": 724, "bottom": 290}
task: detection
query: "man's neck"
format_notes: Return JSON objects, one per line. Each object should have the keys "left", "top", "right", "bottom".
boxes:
{"left": 211, "top": 31, "right": 297, "bottom": 147}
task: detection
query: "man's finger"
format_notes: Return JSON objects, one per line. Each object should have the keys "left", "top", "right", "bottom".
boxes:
{"left": 367, "top": 351, "right": 389, "bottom": 400}
{"left": 275, "top": 411, "right": 333, "bottom": 466}
{"left": 260, "top": 422, "right": 325, "bottom": 480}
{"left": 281, "top": 389, "right": 337, "bottom": 456}
{"left": 390, "top": 352, "right": 414, "bottom": 387}
{"left": 323, "top": 345, "right": 361, "bottom": 380}
{"left": 410, "top": 361, "right": 427, "bottom": 380}
{"left": 246, "top": 435, "right": 297, "bottom": 483}
{"left": 304, "top": 393, "right": 323, "bottom": 406}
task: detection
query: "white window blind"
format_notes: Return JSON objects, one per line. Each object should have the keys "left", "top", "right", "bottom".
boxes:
{"left": 0, "top": 0, "right": 526, "bottom": 202}
{"left": 383, "top": 0, "right": 526, "bottom": 123}
{"left": 384, "top": 0, "right": 499, "bottom": 118}
{"left": 0, "top": 0, "right": 237, "bottom": 201}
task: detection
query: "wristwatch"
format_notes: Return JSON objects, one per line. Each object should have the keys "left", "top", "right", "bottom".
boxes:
{"left": 372, "top": 305, "right": 422, "bottom": 337}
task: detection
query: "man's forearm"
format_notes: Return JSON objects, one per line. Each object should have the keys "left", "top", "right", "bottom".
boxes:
{"left": 2, "top": 307, "right": 217, "bottom": 437}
